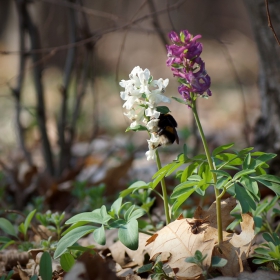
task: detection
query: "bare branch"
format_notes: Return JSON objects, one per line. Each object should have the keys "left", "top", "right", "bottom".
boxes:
{"left": 1, "top": 0, "right": 186, "bottom": 56}
{"left": 148, "top": 0, "right": 169, "bottom": 48}
{"left": 265, "top": 0, "right": 280, "bottom": 46}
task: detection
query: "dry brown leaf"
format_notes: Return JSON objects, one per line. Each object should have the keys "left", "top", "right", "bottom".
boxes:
{"left": 64, "top": 251, "right": 118, "bottom": 280}
{"left": 109, "top": 233, "right": 152, "bottom": 267}
{"left": 212, "top": 213, "right": 256, "bottom": 277}
{"left": 195, "top": 197, "right": 237, "bottom": 233}
{"left": 148, "top": 219, "right": 215, "bottom": 280}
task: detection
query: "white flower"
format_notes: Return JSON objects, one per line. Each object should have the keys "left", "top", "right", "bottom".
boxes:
{"left": 124, "top": 106, "right": 145, "bottom": 128}
{"left": 151, "top": 78, "right": 169, "bottom": 93}
{"left": 145, "top": 107, "right": 160, "bottom": 119}
{"left": 146, "top": 119, "right": 159, "bottom": 132}
{"left": 145, "top": 149, "right": 157, "bottom": 161}
{"left": 145, "top": 134, "right": 160, "bottom": 160}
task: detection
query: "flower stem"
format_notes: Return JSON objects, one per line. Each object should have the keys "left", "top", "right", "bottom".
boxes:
{"left": 155, "top": 149, "right": 171, "bottom": 224}
{"left": 191, "top": 100, "right": 223, "bottom": 245}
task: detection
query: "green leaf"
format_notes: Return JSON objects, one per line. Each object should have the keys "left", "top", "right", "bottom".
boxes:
{"left": 127, "top": 208, "right": 146, "bottom": 221}
{"left": 216, "top": 176, "right": 230, "bottom": 190}
{"left": 253, "top": 178, "right": 280, "bottom": 196}
{"left": 233, "top": 169, "right": 255, "bottom": 180}
{"left": 212, "top": 143, "right": 234, "bottom": 156}
{"left": 237, "top": 147, "right": 254, "bottom": 156}
{"left": 211, "top": 256, "right": 228, "bottom": 267}
{"left": 54, "top": 225, "right": 96, "bottom": 259}
{"left": 66, "top": 206, "right": 111, "bottom": 225}
{"left": 110, "top": 197, "right": 123, "bottom": 217}
{"left": 240, "top": 176, "right": 259, "bottom": 196}
{"left": 165, "top": 161, "right": 184, "bottom": 176}
{"left": 62, "top": 221, "right": 88, "bottom": 236}
{"left": 152, "top": 171, "right": 168, "bottom": 189}
{"left": 171, "top": 188, "right": 196, "bottom": 214}
{"left": 253, "top": 174, "right": 280, "bottom": 184}
{"left": 171, "top": 182, "right": 197, "bottom": 199}
{"left": 253, "top": 216, "right": 263, "bottom": 233}
{"left": 30, "top": 276, "right": 38, "bottom": 280}
{"left": 125, "top": 125, "right": 148, "bottom": 132}
{"left": 118, "top": 219, "right": 138, "bottom": 250}
{"left": 252, "top": 258, "right": 273, "bottom": 264}
{"left": 211, "top": 170, "right": 231, "bottom": 178}
{"left": 215, "top": 153, "right": 242, "bottom": 166}
{"left": 24, "top": 209, "right": 37, "bottom": 237}
{"left": 0, "top": 240, "right": 15, "bottom": 251}
{"left": 0, "top": 218, "right": 17, "bottom": 238}
{"left": 137, "top": 263, "right": 153, "bottom": 274}
{"left": 181, "top": 162, "right": 199, "bottom": 183}
{"left": 235, "top": 184, "right": 256, "bottom": 212}
{"left": 93, "top": 225, "right": 106, "bottom": 245}
{"left": 124, "top": 205, "right": 135, "bottom": 221}
{"left": 172, "top": 96, "right": 188, "bottom": 104}
{"left": 60, "top": 252, "right": 75, "bottom": 272}
{"left": 39, "top": 252, "right": 52, "bottom": 280}
{"left": 68, "top": 245, "right": 95, "bottom": 254}
{"left": 242, "top": 153, "right": 251, "bottom": 169}
{"left": 156, "top": 106, "right": 171, "bottom": 114}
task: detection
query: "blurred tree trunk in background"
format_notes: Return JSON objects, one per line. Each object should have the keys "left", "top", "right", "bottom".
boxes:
{"left": 244, "top": 0, "right": 280, "bottom": 161}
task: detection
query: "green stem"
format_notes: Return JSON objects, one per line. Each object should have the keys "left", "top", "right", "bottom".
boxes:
{"left": 192, "top": 100, "right": 223, "bottom": 245}
{"left": 155, "top": 149, "right": 171, "bottom": 224}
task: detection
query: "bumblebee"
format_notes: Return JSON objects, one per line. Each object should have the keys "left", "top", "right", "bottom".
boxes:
{"left": 156, "top": 114, "right": 179, "bottom": 147}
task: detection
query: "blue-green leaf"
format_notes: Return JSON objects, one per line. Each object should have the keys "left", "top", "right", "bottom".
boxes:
{"left": 93, "top": 225, "right": 106, "bottom": 245}
{"left": 156, "top": 106, "right": 171, "bottom": 114}
{"left": 54, "top": 225, "right": 96, "bottom": 259}
{"left": 240, "top": 176, "right": 259, "bottom": 196}
{"left": 60, "top": 252, "right": 75, "bottom": 272}
{"left": 253, "top": 178, "right": 280, "bottom": 196}
{"left": 235, "top": 185, "right": 256, "bottom": 212}
{"left": 39, "top": 252, "right": 52, "bottom": 280}
{"left": 110, "top": 197, "right": 123, "bottom": 217}
{"left": 211, "top": 256, "right": 228, "bottom": 267}
{"left": 118, "top": 219, "right": 138, "bottom": 250}
{"left": 66, "top": 206, "right": 111, "bottom": 225}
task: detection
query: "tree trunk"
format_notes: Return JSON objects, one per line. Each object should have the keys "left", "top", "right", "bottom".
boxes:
{"left": 244, "top": 0, "right": 280, "bottom": 157}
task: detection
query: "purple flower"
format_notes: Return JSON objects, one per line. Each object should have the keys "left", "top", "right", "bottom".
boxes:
{"left": 178, "top": 84, "right": 191, "bottom": 101}
{"left": 166, "top": 30, "right": 212, "bottom": 100}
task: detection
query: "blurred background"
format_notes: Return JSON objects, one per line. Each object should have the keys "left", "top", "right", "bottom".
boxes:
{"left": 0, "top": 0, "right": 266, "bottom": 211}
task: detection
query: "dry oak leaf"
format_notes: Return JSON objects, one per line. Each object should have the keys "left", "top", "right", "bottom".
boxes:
{"left": 147, "top": 219, "right": 215, "bottom": 280}
{"left": 212, "top": 213, "right": 256, "bottom": 277}
{"left": 109, "top": 233, "right": 152, "bottom": 267}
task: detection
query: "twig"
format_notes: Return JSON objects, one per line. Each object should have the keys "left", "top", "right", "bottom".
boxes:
{"left": 265, "top": 0, "right": 280, "bottom": 46}
{"left": 147, "top": 0, "right": 169, "bottom": 48}
{"left": 36, "top": 0, "right": 121, "bottom": 22}
{"left": 116, "top": 0, "right": 148, "bottom": 83}
{"left": 1, "top": 0, "right": 186, "bottom": 56}
{"left": 18, "top": 0, "right": 55, "bottom": 176}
